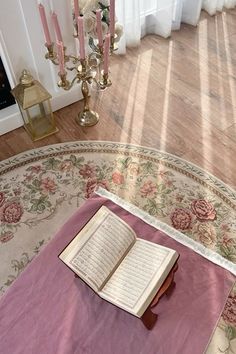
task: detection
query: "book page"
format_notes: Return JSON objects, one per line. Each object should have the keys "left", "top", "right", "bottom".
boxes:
{"left": 59, "top": 206, "right": 136, "bottom": 291}
{"left": 100, "top": 239, "right": 178, "bottom": 316}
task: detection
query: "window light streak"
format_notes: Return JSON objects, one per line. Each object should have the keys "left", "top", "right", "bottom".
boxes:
{"left": 119, "top": 50, "right": 153, "bottom": 201}
{"left": 215, "top": 15, "right": 227, "bottom": 129}
{"left": 198, "top": 19, "right": 213, "bottom": 171}
{"left": 222, "top": 12, "right": 236, "bottom": 121}
{"left": 160, "top": 40, "right": 173, "bottom": 151}
{"left": 121, "top": 49, "right": 153, "bottom": 144}
{"left": 220, "top": 12, "right": 236, "bottom": 184}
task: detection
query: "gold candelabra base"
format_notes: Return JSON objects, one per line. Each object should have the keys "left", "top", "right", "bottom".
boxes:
{"left": 45, "top": 39, "right": 114, "bottom": 128}
{"left": 76, "top": 110, "right": 99, "bottom": 127}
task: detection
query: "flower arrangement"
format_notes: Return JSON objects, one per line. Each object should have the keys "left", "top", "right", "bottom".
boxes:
{"left": 72, "top": 0, "right": 123, "bottom": 45}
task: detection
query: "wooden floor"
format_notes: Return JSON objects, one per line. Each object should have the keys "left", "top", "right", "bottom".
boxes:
{"left": 1, "top": 10, "right": 236, "bottom": 188}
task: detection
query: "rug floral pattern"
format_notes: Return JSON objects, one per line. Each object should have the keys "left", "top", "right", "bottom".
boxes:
{"left": 0, "top": 141, "right": 235, "bottom": 353}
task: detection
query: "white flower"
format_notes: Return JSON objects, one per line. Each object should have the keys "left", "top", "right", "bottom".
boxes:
{"left": 83, "top": 12, "right": 96, "bottom": 33}
{"left": 99, "top": 0, "right": 109, "bottom": 6}
{"left": 72, "top": 0, "right": 110, "bottom": 15}
{"left": 71, "top": 0, "right": 84, "bottom": 13}
{"left": 81, "top": 0, "right": 99, "bottom": 15}
{"left": 71, "top": 0, "right": 101, "bottom": 15}
{"left": 90, "top": 19, "right": 108, "bottom": 39}
{"left": 114, "top": 23, "right": 123, "bottom": 42}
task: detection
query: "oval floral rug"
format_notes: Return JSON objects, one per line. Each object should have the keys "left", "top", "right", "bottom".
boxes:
{"left": 0, "top": 141, "right": 235, "bottom": 353}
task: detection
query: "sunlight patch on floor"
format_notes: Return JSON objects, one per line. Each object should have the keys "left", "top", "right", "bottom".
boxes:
{"left": 198, "top": 19, "right": 213, "bottom": 167}
{"left": 120, "top": 49, "right": 153, "bottom": 145}
{"left": 215, "top": 16, "right": 227, "bottom": 129}
{"left": 160, "top": 40, "right": 173, "bottom": 151}
{"left": 222, "top": 12, "right": 236, "bottom": 119}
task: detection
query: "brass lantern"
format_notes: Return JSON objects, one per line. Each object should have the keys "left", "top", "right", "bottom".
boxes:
{"left": 11, "top": 70, "right": 58, "bottom": 141}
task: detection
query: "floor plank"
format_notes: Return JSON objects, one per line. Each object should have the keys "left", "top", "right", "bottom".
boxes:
{"left": 1, "top": 9, "right": 236, "bottom": 189}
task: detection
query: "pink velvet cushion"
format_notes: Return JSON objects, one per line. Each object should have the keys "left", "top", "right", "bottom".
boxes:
{"left": 0, "top": 194, "right": 235, "bottom": 354}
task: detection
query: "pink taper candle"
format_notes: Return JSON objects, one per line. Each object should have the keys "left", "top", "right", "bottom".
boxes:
{"left": 38, "top": 3, "right": 52, "bottom": 45}
{"left": 52, "top": 12, "right": 63, "bottom": 42}
{"left": 77, "top": 16, "right": 85, "bottom": 60}
{"left": 109, "top": 0, "right": 115, "bottom": 37}
{"left": 96, "top": 10, "right": 103, "bottom": 48}
{"left": 103, "top": 33, "right": 110, "bottom": 74}
{"left": 74, "top": 0, "right": 80, "bottom": 20}
{"left": 56, "top": 41, "right": 66, "bottom": 75}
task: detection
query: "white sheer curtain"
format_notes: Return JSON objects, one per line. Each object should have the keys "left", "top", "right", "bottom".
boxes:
{"left": 116, "top": 0, "right": 236, "bottom": 53}
{"left": 202, "top": 0, "right": 236, "bottom": 15}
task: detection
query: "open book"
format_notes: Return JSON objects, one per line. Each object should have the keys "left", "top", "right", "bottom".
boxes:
{"left": 59, "top": 206, "right": 179, "bottom": 318}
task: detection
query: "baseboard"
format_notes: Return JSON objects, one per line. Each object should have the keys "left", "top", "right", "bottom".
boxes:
{"left": 0, "top": 105, "right": 23, "bottom": 135}
{"left": 0, "top": 87, "right": 83, "bottom": 136}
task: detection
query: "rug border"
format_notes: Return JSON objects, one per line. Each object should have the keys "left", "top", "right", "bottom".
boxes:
{"left": 96, "top": 187, "right": 236, "bottom": 276}
{"left": 1, "top": 140, "right": 236, "bottom": 206}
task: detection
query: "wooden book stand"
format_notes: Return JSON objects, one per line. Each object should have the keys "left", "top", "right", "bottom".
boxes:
{"left": 141, "top": 262, "right": 178, "bottom": 330}
{"left": 74, "top": 261, "right": 178, "bottom": 331}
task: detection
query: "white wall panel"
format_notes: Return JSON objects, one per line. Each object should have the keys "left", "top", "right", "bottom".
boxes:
{"left": 0, "top": 0, "right": 82, "bottom": 135}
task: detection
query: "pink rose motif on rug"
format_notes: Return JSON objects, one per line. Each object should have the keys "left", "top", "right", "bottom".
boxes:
{"left": 29, "top": 165, "right": 42, "bottom": 174}
{"left": 59, "top": 160, "right": 73, "bottom": 173}
{"left": 40, "top": 177, "right": 57, "bottom": 195}
{"left": 79, "top": 164, "right": 96, "bottom": 178}
{"left": 222, "top": 234, "right": 235, "bottom": 248}
{"left": 140, "top": 181, "right": 157, "bottom": 197}
{"left": 112, "top": 171, "right": 125, "bottom": 185}
{"left": 127, "top": 162, "right": 140, "bottom": 176}
{"left": 0, "top": 202, "right": 23, "bottom": 224}
{"left": 222, "top": 293, "right": 236, "bottom": 327}
{"left": 85, "top": 178, "right": 109, "bottom": 199}
{"left": 191, "top": 199, "right": 216, "bottom": 221}
{"left": 170, "top": 208, "right": 192, "bottom": 230}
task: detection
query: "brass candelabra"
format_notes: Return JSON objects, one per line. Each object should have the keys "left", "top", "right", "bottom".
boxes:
{"left": 44, "top": 40, "right": 115, "bottom": 127}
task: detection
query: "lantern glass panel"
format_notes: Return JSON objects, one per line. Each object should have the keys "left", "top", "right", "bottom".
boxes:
{"left": 27, "top": 103, "right": 42, "bottom": 120}
{"left": 25, "top": 101, "right": 54, "bottom": 137}
{"left": 19, "top": 104, "right": 30, "bottom": 125}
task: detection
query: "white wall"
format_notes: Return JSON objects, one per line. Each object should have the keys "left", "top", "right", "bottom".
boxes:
{"left": 0, "top": 0, "right": 82, "bottom": 135}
